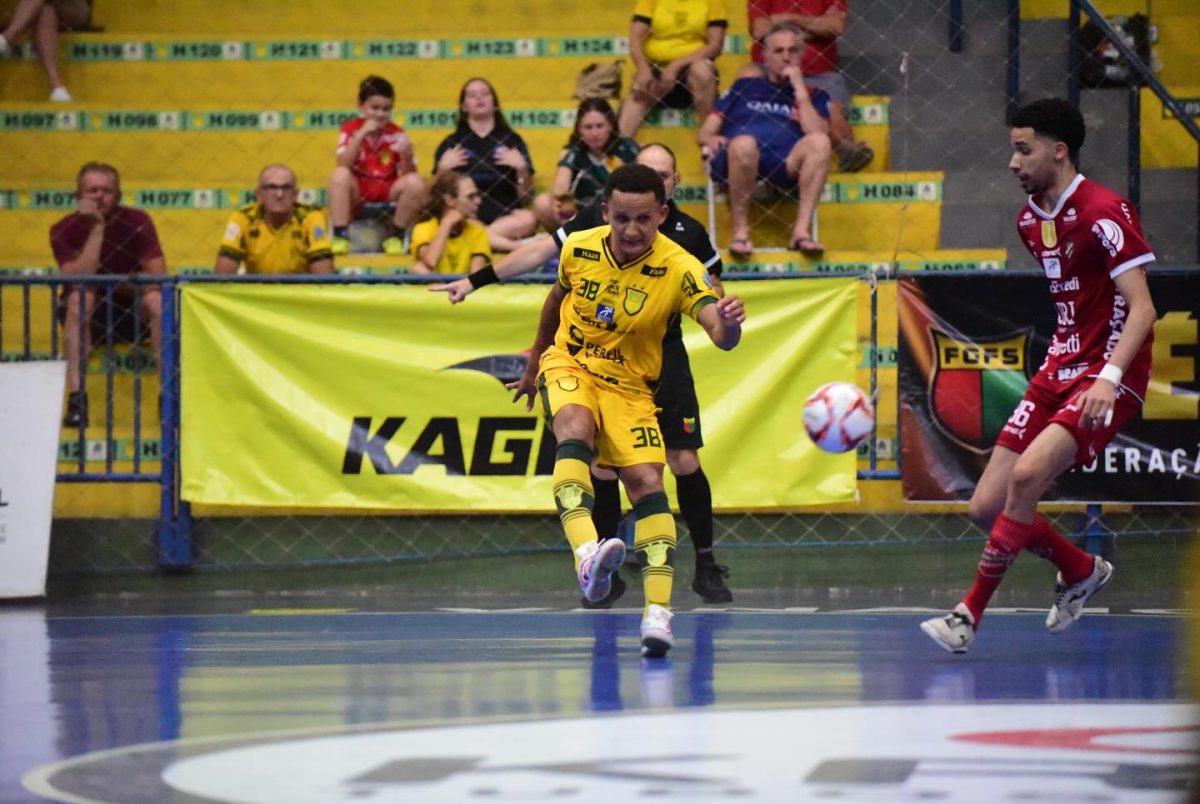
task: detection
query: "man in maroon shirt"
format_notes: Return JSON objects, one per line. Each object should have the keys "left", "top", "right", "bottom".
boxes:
{"left": 921, "top": 99, "right": 1157, "bottom": 653}
{"left": 50, "top": 162, "right": 166, "bottom": 427}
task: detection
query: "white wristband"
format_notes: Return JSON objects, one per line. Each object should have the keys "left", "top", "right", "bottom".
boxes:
{"left": 1097, "top": 363, "right": 1123, "bottom": 386}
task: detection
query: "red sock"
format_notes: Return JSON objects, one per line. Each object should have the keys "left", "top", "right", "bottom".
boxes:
{"left": 1027, "top": 514, "right": 1095, "bottom": 584}
{"left": 961, "top": 513, "right": 1034, "bottom": 624}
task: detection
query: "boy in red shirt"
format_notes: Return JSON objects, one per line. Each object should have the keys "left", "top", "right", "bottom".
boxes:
{"left": 328, "top": 75, "right": 426, "bottom": 255}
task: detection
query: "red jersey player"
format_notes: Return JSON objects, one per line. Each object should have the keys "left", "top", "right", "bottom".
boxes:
{"left": 328, "top": 75, "right": 426, "bottom": 256}
{"left": 922, "top": 98, "right": 1157, "bottom": 653}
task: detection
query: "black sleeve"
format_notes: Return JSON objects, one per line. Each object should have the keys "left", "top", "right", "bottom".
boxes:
{"left": 670, "top": 210, "right": 724, "bottom": 278}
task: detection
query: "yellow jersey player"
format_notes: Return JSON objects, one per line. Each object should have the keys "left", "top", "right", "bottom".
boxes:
{"left": 511, "top": 164, "right": 746, "bottom": 657}
{"left": 215, "top": 164, "right": 334, "bottom": 275}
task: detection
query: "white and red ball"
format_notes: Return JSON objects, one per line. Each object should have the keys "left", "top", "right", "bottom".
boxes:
{"left": 803, "top": 382, "right": 875, "bottom": 453}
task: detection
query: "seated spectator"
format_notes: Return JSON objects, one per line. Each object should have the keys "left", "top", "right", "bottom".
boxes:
{"left": 533, "top": 98, "right": 639, "bottom": 231}
{"left": 746, "top": 0, "right": 873, "bottom": 172}
{"left": 215, "top": 164, "right": 334, "bottom": 275}
{"left": 50, "top": 162, "right": 164, "bottom": 427}
{"left": 434, "top": 78, "right": 538, "bottom": 253}
{"left": 698, "top": 23, "right": 831, "bottom": 257}
{"left": 618, "top": 0, "right": 727, "bottom": 140}
{"left": 410, "top": 171, "right": 493, "bottom": 275}
{"left": 0, "top": 0, "right": 87, "bottom": 101}
{"left": 328, "top": 75, "right": 425, "bottom": 256}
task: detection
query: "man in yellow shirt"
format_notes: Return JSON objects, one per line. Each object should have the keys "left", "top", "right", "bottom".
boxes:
{"left": 215, "top": 164, "right": 334, "bottom": 275}
{"left": 511, "top": 164, "right": 746, "bottom": 658}
{"left": 618, "top": 0, "right": 728, "bottom": 137}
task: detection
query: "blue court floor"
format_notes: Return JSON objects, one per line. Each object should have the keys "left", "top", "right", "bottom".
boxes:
{"left": 1, "top": 606, "right": 1194, "bottom": 802}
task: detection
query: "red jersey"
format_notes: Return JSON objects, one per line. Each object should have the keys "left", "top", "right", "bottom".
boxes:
{"left": 1016, "top": 175, "right": 1155, "bottom": 397}
{"left": 747, "top": 0, "right": 845, "bottom": 74}
{"left": 336, "top": 117, "right": 412, "bottom": 184}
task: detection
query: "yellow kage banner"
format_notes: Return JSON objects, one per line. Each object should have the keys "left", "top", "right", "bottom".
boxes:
{"left": 180, "top": 279, "right": 859, "bottom": 511}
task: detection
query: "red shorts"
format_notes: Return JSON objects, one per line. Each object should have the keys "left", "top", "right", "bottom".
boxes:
{"left": 354, "top": 175, "right": 396, "bottom": 208}
{"left": 994, "top": 376, "right": 1144, "bottom": 468}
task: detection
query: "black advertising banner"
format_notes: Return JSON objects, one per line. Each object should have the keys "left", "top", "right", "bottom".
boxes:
{"left": 898, "top": 272, "right": 1200, "bottom": 503}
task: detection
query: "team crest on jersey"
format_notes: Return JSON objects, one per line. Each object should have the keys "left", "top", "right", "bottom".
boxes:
{"left": 596, "top": 303, "right": 615, "bottom": 323}
{"left": 928, "top": 329, "right": 1032, "bottom": 454}
{"left": 1041, "top": 220, "right": 1057, "bottom": 248}
{"left": 1092, "top": 219, "right": 1124, "bottom": 257}
{"left": 623, "top": 288, "right": 647, "bottom": 315}
{"left": 555, "top": 376, "right": 580, "bottom": 392}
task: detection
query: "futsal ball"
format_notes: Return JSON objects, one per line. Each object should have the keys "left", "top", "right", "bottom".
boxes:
{"left": 803, "top": 382, "right": 875, "bottom": 453}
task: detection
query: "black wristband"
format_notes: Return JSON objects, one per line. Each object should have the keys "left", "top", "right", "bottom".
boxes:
{"left": 468, "top": 264, "right": 499, "bottom": 289}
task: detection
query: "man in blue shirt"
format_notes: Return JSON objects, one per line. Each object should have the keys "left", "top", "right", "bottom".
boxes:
{"left": 698, "top": 23, "right": 831, "bottom": 258}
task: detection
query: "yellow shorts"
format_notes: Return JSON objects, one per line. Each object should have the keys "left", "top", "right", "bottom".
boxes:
{"left": 538, "top": 348, "right": 664, "bottom": 468}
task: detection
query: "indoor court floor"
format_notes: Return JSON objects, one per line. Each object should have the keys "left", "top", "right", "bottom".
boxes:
{"left": 1, "top": 598, "right": 1194, "bottom": 803}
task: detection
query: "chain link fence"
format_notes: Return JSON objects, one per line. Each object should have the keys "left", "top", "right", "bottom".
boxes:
{"left": 0, "top": 0, "right": 1195, "bottom": 575}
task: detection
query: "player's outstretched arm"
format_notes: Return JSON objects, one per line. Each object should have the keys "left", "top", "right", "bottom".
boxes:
{"left": 1075, "top": 268, "right": 1157, "bottom": 429}
{"left": 429, "top": 235, "right": 559, "bottom": 303}
{"left": 508, "top": 282, "right": 566, "bottom": 410}
{"left": 697, "top": 295, "right": 745, "bottom": 351}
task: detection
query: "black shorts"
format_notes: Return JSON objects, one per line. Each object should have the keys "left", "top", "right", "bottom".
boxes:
{"left": 653, "top": 334, "right": 703, "bottom": 450}
{"left": 652, "top": 63, "right": 715, "bottom": 110}
{"left": 56, "top": 285, "right": 150, "bottom": 345}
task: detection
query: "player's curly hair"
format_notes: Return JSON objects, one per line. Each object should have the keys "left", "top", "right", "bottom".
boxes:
{"left": 603, "top": 164, "right": 666, "bottom": 205}
{"left": 1013, "top": 98, "right": 1086, "bottom": 167}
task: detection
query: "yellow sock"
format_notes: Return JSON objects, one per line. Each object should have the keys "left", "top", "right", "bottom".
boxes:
{"left": 552, "top": 439, "right": 597, "bottom": 567}
{"left": 633, "top": 491, "right": 676, "bottom": 609}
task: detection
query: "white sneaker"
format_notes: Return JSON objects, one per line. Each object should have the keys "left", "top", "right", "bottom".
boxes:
{"left": 49, "top": 86, "right": 72, "bottom": 102}
{"left": 920, "top": 603, "right": 975, "bottom": 654}
{"left": 577, "top": 538, "right": 625, "bottom": 603}
{"left": 1046, "top": 556, "right": 1113, "bottom": 634}
{"left": 640, "top": 603, "right": 674, "bottom": 658}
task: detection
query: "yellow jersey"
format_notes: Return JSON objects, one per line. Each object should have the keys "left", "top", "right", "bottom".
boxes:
{"left": 218, "top": 202, "right": 333, "bottom": 274}
{"left": 634, "top": 0, "right": 728, "bottom": 65}
{"left": 410, "top": 218, "right": 493, "bottom": 275}
{"left": 552, "top": 226, "right": 719, "bottom": 397}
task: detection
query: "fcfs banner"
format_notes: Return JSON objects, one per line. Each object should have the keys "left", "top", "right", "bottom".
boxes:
{"left": 181, "top": 279, "right": 858, "bottom": 511}
{"left": 898, "top": 272, "right": 1200, "bottom": 503}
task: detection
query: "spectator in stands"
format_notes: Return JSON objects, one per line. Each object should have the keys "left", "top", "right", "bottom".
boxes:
{"left": 0, "top": 0, "right": 87, "bottom": 101}
{"left": 434, "top": 78, "right": 538, "bottom": 253}
{"left": 617, "top": 0, "right": 728, "bottom": 139}
{"left": 698, "top": 23, "right": 831, "bottom": 258}
{"left": 214, "top": 164, "right": 334, "bottom": 275}
{"left": 50, "top": 162, "right": 164, "bottom": 427}
{"left": 746, "top": 0, "right": 874, "bottom": 172}
{"left": 533, "top": 98, "right": 639, "bottom": 231}
{"left": 410, "top": 171, "right": 493, "bottom": 275}
{"left": 328, "top": 75, "right": 425, "bottom": 256}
